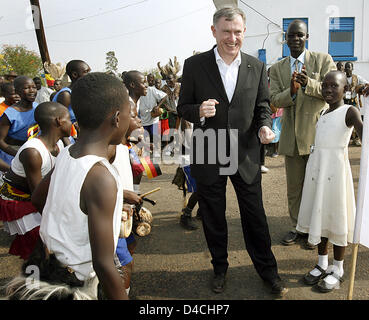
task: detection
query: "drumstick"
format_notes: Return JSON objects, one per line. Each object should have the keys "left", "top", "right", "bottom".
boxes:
{"left": 140, "top": 187, "right": 161, "bottom": 198}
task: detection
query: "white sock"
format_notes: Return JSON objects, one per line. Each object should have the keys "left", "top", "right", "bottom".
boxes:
{"left": 333, "top": 259, "right": 344, "bottom": 277}
{"left": 309, "top": 255, "right": 328, "bottom": 276}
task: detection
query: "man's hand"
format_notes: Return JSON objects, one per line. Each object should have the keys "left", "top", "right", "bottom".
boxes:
{"left": 123, "top": 190, "right": 143, "bottom": 206}
{"left": 122, "top": 203, "right": 134, "bottom": 219}
{"left": 199, "top": 99, "right": 218, "bottom": 118}
{"left": 259, "top": 126, "right": 275, "bottom": 144}
{"left": 290, "top": 72, "right": 301, "bottom": 96}
{"left": 295, "top": 66, "right": 308, "bottom": 87}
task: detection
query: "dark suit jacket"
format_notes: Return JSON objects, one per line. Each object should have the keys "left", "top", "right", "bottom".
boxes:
{"left": 177, "top": 47, "right": 272, "bottom": 185}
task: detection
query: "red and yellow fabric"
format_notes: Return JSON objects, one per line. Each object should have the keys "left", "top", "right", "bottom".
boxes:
{"left": 27, "top": 123, "right": 77, "bottom": 140}
{"left": 0, "top": 182, "right": 40, "bottom": 260}
{"left": 45, "top": 73, "right": 55, "bottom": 87}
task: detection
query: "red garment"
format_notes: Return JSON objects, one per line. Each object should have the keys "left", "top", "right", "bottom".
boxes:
{"left": 0, "top": 182, "right": 40, "bottom": 260}
{"left": 160, "top": 119, "right": 170, "bottom": 135}
{"left": 9, "top": 226, "right": 40, "bottom": 260}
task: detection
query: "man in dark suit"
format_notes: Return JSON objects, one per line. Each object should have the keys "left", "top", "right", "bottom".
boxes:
{"left": 177, "top": 7, "right": 287, "bottom": 296}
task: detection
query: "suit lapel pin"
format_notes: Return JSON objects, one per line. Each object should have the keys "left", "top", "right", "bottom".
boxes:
{"left": 247, "top": 64, "right": 251, "bottom": 68}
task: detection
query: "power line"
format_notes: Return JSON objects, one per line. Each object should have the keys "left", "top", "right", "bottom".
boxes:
{"left": 0, "top": 0, "right": 148, "bottom": 38}
{"left": 239, "top": 0, "right": 282, "bottom": 30}
{"left": 48, "top": 5, "right": 210, "bottom": 43}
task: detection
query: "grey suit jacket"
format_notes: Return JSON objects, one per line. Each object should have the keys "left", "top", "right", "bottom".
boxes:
{"left": 269, "top": 50, "right": 336, "bottom": 156}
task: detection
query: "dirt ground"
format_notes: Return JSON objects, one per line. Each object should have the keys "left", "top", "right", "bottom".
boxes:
{"left": 0, "top": 145, "right": 368, "bottom": 301}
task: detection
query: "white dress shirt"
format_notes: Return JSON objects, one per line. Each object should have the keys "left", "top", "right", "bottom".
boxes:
{"left": 214, "top": 47, "right": 241, "bottom": 102}
{"left": 200, "top": 48, "right": 241, "bottom": 124}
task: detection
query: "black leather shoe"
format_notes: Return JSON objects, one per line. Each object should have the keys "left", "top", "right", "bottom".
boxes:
{"left": 304, "top": 241, "right": 317, "bottom": 250}
{"left": 270, "top": 278, "right": 288, "bottom": 297}
{"left": 212, "top": 273, "right": 226, "bottom": 293}
{"left": 180, "top": 214, "right": 198, "bottom": 230}
{"left": 303, "top": 265, "right": 326, "bottom": 285}
{"left": 281, "top": 231, "right": 298, "bottom": 246}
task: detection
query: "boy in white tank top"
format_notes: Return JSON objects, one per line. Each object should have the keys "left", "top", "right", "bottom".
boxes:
{"left": 5, "top": 73, "right": 131, "bottom": 300}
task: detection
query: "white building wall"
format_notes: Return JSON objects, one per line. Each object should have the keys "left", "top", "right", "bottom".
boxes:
{"left": 227, "top": 0, "right": 369, "bottom": 79}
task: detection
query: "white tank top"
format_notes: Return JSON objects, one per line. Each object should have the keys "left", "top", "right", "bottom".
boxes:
{"left": 11, "top": 138, "right": 64, "bottom": 178}
{"left": 39, "top": 146, "right": 123, "bottom": 281}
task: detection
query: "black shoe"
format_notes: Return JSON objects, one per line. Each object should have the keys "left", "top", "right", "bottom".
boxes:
{"left": 180, "top": 214, "right": 198, "bottom": 230}
{"left": 303, "top": 265, "right": 326, "bottom": 286}
{"left": 304, "top": 240, "right": 317, "bottom": 250}
{"left": 212, "top": 273, "right": 226, "bottom": 293}
{"left": 281, "top": 231, "right": 298, "bottom": 246}
{"left": 269, "top": 278, "right": 288, "bottom": 297}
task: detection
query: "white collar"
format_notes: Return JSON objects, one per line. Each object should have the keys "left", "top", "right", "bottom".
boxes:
{"left": 290, "top": 50, "right": 306, "bottom": 67}
{"left": 214, "top": 47, "right": 241, "bottom": 67}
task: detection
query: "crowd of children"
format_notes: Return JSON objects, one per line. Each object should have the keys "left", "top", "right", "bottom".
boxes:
{"left": 0, "top": 56, "right": 368, "bottom": 299}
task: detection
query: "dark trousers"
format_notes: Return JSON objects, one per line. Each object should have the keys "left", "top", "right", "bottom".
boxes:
{"left": 196, "top": 171, "right": 279, "bottom": 283}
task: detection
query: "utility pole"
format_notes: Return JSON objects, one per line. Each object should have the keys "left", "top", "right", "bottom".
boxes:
{"left": 30, "top": 0, "right": 51, "bottom": 70}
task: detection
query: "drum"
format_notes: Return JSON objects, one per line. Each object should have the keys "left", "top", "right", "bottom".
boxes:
{"left": 133, "top": 207, "right": 153, "bottom": 237}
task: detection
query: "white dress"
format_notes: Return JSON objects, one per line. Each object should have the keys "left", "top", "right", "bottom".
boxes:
{"left": 296, "top": 104, "right": 356, "bottom": 246}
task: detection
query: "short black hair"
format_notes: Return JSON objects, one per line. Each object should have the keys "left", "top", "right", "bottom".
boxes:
{"left": 71, "top": 72, "right": 129, "bottom": 130}
{"left": 122, "top": 70, "right": 142, "bottom": 91}
{"left": 33, "top": 77, "right": 41, "bottom": 82}
{"left": 13, "top": 76, "right": 33, "bottom": 95}
{"left": 34, "top": 102, "right": 69, "bottom": 131}
{"left": 66, "top": 60, "right": 87, "bottom": 78}
{"left": 1, "top": 82, "right": 15, "bottom": 95}
{"left": 345, "top": 62, "right": 353, "bottom": 69}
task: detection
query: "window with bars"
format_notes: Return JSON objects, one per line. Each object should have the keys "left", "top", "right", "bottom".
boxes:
{"left": 328, "top": 17, "right": 356, "bottom": 61}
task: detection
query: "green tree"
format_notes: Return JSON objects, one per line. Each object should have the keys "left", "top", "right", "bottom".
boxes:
{"left": 105, "top": 51, "right": 118, "bottom": 74}
{"left": 0, "top": 44, "right": 43, "bottom": 78}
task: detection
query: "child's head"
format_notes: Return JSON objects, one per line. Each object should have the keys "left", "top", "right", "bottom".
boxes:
{"left": 147, "top": 74, "right": 155, "bottom": 87}
{"left": 13, "top": 76, "right": 37, "bottom": 103}
{"left": 33, "top": 77, "right": 42, "bottom": 90}
{"left": 1, "top": 82, "right": 20, "bottom": 105}
{"left": 322, "top": 71, "right": 348, "bottom": 106}
{"left": 66, "top": 60, "right": 91, "bottom": 82}
{"left": 34, "top": 102, "right": 72, "bottom": 138}
{"left": 123, "top": 70, "right": 147, "bottom": 97}
{"left": 71, "top": 72, "right": 130, "bottom": 145}
{"left": 54, "top": 79, "right": 63, "bottom": 91}
{"left": 127, "top": 105, "right": 143, "bottom": 138}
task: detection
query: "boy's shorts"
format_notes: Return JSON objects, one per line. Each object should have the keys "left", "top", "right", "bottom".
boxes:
{"left": 126, "top": 233, "right": 136, "bottom": 245}
{"left": 116, "top": 238, "right": 133, "bottom": 266}
{"left": 183, "top": 165, "right": 197, "bottom": 193}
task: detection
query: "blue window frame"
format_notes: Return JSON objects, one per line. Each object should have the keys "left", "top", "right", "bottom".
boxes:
{"left": 282, "top": 18, "right": 309, "bottom": 57}
{"left": 328, "top": 17, "right": 356, "bottom": 61}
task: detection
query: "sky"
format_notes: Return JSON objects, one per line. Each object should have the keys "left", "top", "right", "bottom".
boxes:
{"left": 0, "top": 0, "right": 217, "bottom": 74}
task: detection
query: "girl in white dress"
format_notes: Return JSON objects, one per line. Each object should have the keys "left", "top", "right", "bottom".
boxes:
{"left": 296, "top": 71, "right": 363, "bottom": 292}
